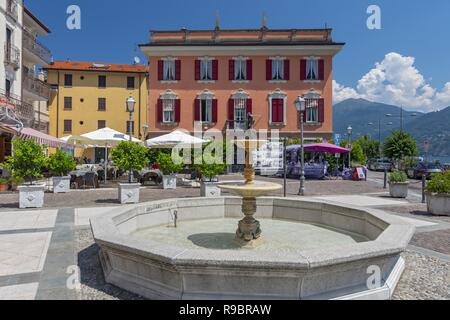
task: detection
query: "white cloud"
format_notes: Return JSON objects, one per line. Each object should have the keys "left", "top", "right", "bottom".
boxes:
{"left": 334, "top": 52, "right": 449, "bottom": 112}
{"left": 332, "top": 80, "right": 360, "bottom": 103}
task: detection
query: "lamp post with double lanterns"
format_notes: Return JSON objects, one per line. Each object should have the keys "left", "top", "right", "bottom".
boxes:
{"left": 126, "top": 96, "right": 136, "bottom": 183}
{"left": 295, "top": 96, "right": 306, "bottom": 196}
{"left": 346, "top": 126, "right": 353, "bottom": 168}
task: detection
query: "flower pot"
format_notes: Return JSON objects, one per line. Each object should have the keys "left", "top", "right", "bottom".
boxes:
{"left": 53, "top": 176, "right": 71, "bottom": 194}
{"left": 18, "top": 184, "right": 45, "bottom": 209}
{"left": 389, "top": 182, "right": 409, "bottom": 198}
{"left": 427, "top": 192, "right": 450, "bottom": 216}
{"left": 162, "top": 175, "right": 177, "bottom": 190}
{"left": 0, "top": 183, "right": 9, "bottom": 192}
{"left": 200, "top": 181, "right": 221, "bottom": 198}
{"left": 118, "top": 183, "right": 141, "bottom": 204}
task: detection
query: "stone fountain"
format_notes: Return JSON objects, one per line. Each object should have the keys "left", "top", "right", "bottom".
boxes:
{"left": 218, "top": 137, "right": 282, "bottom": 247}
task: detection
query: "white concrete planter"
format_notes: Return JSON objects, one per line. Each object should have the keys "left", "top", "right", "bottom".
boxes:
{"left": 162, "top": 175, "right": 177, "bottom": 190}
{"left": 389, "top": 182, "right": 409, "bottom": 198}
{"left": 52, "top": 176, "right": 71, "bottom": 194}
{"left": 119, "top": 183, "right": 141, "bottom": 204}
{"left": 200, "top": 181, "right": 221, "bottom": 198}
{"left": 18, "top": 184, "right": 45, "bottom": 209}
{"left": 427, "top": 192, "right": 450, "bottom": 216}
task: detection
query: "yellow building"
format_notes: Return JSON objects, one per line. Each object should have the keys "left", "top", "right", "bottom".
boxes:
{"left": 45, "top": 61, "right": 148, "bottom": 161}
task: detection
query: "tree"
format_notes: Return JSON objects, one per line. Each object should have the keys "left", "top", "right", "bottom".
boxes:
{"left": 383, "top": 131, "right": 419, "bottom": 160}
{"left": 111, "top": 141, "right": 149, "bottom": 181}
{"left": 340, "top": 140, "right": 367, "bottom": 165}
{"left": 4, "top": 140, "right": 47, "bottom": 185}
{"left": 156, "top": 152, "right": 184, "bottom": 175}
{"left": 357, "top": 135, "right": 381, "bottom": 160}
{"left": 47, "top": 149, "right": 76, "bottom": 176}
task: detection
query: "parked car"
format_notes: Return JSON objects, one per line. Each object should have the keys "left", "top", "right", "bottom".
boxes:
{"left": 367, "top": 158, "right": 393, "bottom": 172}
{"left": 406, "top": 162, "right": 443, "bottom": 180}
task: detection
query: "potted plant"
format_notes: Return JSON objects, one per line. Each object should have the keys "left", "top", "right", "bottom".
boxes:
{"left": 194, "top": 154, "right": 227, "bottom": 197}
{"left": 157, "top": 152, "right": 183, "bottom": 190}
{"left": 111, "top": 141, "right": 149, "bottom": 204}
{"left": 426, "top": 171, "right": 450, "bottom": 216}
{"left": 388, "top": 170, "right": 409, "bottom": 198}
{"left": 0, "top": 178, "right": 9, "bottom": 192}
{"left": 4, "top": 140, "right": 47, "bottom": 208}
{"left": 47, "top": 148, "right": 76, "bottom": 193}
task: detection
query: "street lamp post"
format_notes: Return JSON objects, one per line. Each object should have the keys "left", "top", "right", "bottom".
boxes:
{"left": 126, "top": 96, "right": 136, "bottom": 183}
{"left": 386, "top": 108, "right": 417, "bottom": 133}
{"left": 368, "top": 119, "right": 382, "bottom": 157}
{"left": 295, "top": 96, "right": 306, "bottom": 196}
{"left": 347, "top": 126, "right": 353, "bottom": 168}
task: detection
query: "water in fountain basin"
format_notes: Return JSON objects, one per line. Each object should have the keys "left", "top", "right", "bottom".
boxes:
{"left": 131, "top": 218, "right": 369, "bottom": 252}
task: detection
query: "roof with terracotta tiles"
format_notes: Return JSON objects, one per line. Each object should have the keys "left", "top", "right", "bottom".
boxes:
{"left": 44, "top": 61, "right": 148, "bottom": 74}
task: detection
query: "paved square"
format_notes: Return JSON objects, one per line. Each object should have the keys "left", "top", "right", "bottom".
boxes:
{"left": 0, "top": 210, "right": 57, "bottom": 232}
{"left": 0, "top": 232, "right": 52, "bottom": 276}
{"left": 0, "top": 283, "right": 39, "bottom": 300}
{"left": 75, "top": 207, "right": 117, "bottom": 227}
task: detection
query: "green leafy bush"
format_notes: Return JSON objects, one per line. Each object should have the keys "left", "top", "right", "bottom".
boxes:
{"left": 389, "top": 170, "right": 408, "bottom": 183}
{"left": 384, "top": 131, "right": 419, "bottom": 160}
{"left": 47, "top": 149, "right": 76, "bottom": 176}
{"left": 0, "top": 178, "right": 9, "bottom": 184}
{"left": 4, "top": 140, "right": 46, "bottom": 185}
{"left": 111, "top": 141, "right": 149, "bottom": 173}
{"left": 157, "top": 152, "right": 184, "bottom": 175}
{"left": 193, "top": 154, "right": 227, "bottom": 182}
{"left": 426, "top": 171, "right": 450, "bottom": 194}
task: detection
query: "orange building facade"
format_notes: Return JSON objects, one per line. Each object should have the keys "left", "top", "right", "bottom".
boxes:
{"left": 140, "top": 27, "right": 344, "bottom": 140}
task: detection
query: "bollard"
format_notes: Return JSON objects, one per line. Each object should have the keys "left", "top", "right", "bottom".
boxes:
{"left": 383, "top": 167, "right": 388, "bottom": 189}
{"left": 422, "top": 174, "right": 426, "bottom": 204}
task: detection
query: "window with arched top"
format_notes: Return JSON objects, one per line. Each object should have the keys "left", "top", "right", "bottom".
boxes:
{"left": 157, "top": 90, "right": 180, "bottom": 124}
{"left": 303, "top": 90, "right": 325, "bottom": 124}
{"left": 195, "top": 90, "right": 217, "bottom": 124}
{"left": 268, "top": 89, "right": 287, "bottom": 125}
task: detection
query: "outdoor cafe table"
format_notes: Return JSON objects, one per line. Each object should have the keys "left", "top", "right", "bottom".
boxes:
{"left": 70, "top": 170, "right": 99, "bottom": 189}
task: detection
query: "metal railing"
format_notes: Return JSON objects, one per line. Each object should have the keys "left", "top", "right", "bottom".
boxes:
{"left": 22, "top": 30, "right": 52, "bottom": 64}
{"left": 4, "top": 43, "right": 20, "bottom": 70}
{"left": 5, "top": 0, "right": 18, "bottom": 21}
{"left": 0, "top": 90, "right": 35, "bottom": 126}
{"left": 22, "top": 72, "right": 51, "bottom": 100}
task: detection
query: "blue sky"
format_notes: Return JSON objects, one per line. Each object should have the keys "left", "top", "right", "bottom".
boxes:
{"left": 26, "top": 0, "right": 450, "bottom": 111}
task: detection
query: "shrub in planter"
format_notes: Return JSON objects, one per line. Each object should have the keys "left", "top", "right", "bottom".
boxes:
{"left": 157, "top": 152, "right": 184, "bottom": 190}
{"left": 0, "top": 178, "right": 9, "bottom": 192}
{"left": 194, "top": 153, "right": 227, "bottom": 197}
{"left": 111, "top": 141, "right": 149, "bottom": 204}
{"left": 47, "top": 149, "right": 76, "bottom": 193}
{"left": 426, "top": 171, "right": 450, "bottom": 216}
{"left": 4, "top": 140, "right": 47, "bottom": 208}
{"left": 388, "top": 170, "right": 409, "bottom": 198}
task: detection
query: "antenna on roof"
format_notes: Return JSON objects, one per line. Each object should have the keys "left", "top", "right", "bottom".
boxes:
{"left": 262, "top": 11, "right": 267, "bottom": 29}
{"left": 215, "top": 11, "right": 220, "bottom": 30}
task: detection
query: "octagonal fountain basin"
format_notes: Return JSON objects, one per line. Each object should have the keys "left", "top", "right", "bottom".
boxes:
{"left": 91, "top": 197, "right": 415, "bottom": 300}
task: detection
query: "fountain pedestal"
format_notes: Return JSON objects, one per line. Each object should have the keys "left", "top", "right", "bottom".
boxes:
{"left": 219, "top": 139, "right": 282, "bottom": 248}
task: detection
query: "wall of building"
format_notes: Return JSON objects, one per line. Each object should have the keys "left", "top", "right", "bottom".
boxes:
{"left": 47, "top": 70, "right": 148, "bottom": 140}
{"left": 147, "top": 55, "right": 333, "bottom": 139}
{"left": 0, "top": 0, "right": 23, "bottom": 98}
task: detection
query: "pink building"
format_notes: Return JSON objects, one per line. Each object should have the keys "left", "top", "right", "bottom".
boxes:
{"left": 140, "top": 25, "right": 344, "bottom": 140}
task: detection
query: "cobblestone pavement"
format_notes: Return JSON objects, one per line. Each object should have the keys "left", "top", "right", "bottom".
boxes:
{"left": 0, "top": 172, "right": 449, "bottom": 300}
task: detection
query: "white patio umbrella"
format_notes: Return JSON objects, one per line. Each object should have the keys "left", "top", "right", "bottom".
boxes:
{"left": 81, "top": 128, "right": 142, "bottom": 183}
{"left": 146, "top": 130, "right": 208, "bottom": 149}
{"left": 60, "top": 135, "right": 97, "bottom": 148}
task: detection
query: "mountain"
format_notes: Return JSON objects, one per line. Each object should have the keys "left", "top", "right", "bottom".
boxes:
{"left": 333, "top": 98, "right": 450, "bottom": 157}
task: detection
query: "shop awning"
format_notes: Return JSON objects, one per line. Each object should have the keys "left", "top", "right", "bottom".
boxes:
{"left": 8, "top": 126, "right": 72, "bottom": 149}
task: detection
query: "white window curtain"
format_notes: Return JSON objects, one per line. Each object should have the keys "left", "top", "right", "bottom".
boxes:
{"left": 200, "top": 99, "right": 212, "bottom": 123}
{"left": 306, "top": 59, "right": 318, "bottom": 80}
{"left": 164, "top": 60, "right": 175, "bottom": 81}
{"left": 272, "top": 59, "right": 284, "bottom": 80}
{"left": 163, "top": 99, "right": 175, "bottom": 123}
{"left": 306, "top": 98, "right": 319, "bottom": 122}
{"left": 234, "top": 98, "right": 247, "bottom": 129}
{"left": 235, "top": 60, "right": 246, "bottom": 81}
{"left": 200, "top": 60, "right": 212, "bottom": 81}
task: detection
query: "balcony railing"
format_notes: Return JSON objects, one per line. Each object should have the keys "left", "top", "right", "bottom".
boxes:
{"left": 23, "top": 30, "right": 52, "bottom": 64}
{"left": 4, "top": 43, "right": 20, "bottom": 70}
{"left": 5, "top": 0, "right": 19, "bottom": 21}
{"left": 0, "top": 90, "right": 35, "bottom": 126}
{"left": 22, "top": 73, "right": 51, "bottom": 100}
